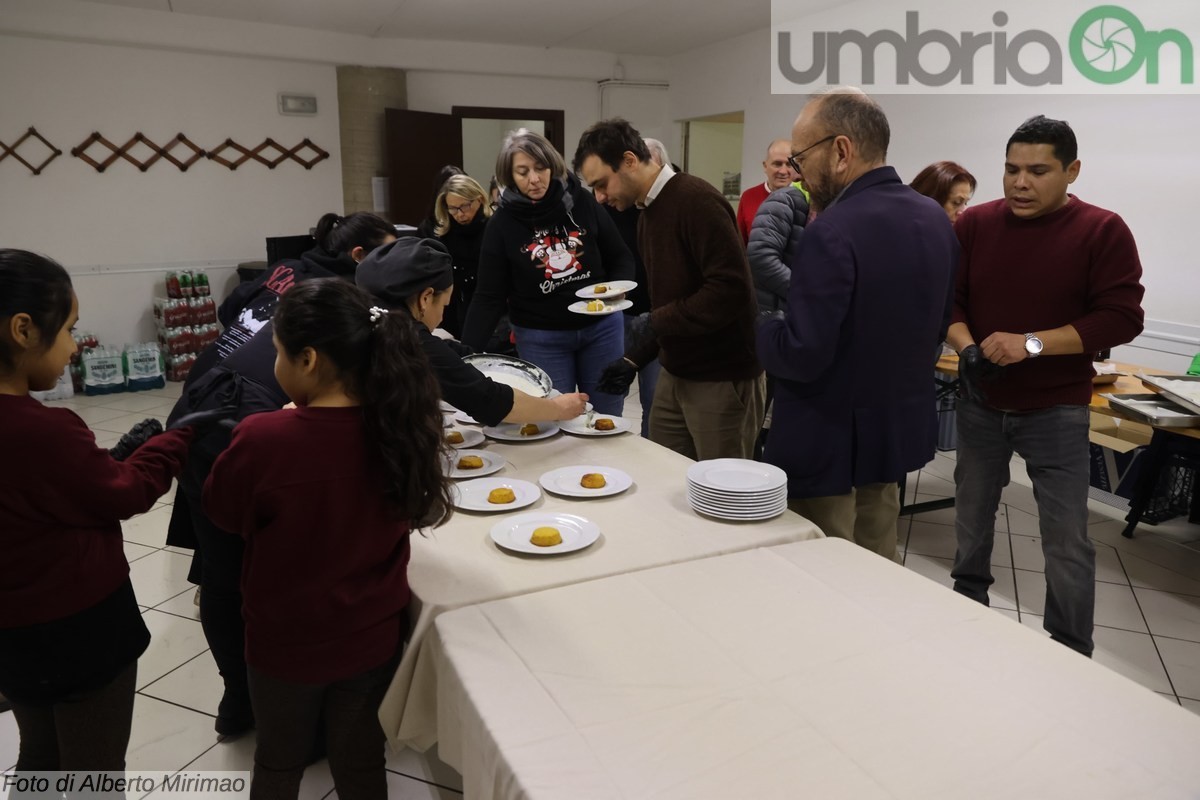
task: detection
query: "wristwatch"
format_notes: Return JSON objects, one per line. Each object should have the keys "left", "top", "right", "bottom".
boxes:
{"left": 1024, "top": 333, "right": 1044, "bottom": 358}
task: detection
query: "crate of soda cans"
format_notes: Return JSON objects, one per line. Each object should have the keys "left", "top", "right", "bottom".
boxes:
{"left": 155, "top": 270, "right": 221, "bottom": 382}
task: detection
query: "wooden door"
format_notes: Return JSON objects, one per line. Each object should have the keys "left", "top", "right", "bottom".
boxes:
{"left": 385, "top": 108, "right": 464, "bottom": 227}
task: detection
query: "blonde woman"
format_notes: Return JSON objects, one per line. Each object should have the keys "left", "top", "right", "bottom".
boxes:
{"left": 432, "top": 174, "right": 492, "bottom": 338}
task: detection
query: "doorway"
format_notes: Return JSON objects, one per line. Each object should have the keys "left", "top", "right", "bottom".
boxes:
{"left": 384, "top": 106, "right": 565, "bottom": 226}
{"left": 682, "top": 111, "right": 745, "bottom": 210}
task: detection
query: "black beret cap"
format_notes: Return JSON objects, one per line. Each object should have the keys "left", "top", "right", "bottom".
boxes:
{"left": 355, "top": 237, "right": 454, "bottom": 307}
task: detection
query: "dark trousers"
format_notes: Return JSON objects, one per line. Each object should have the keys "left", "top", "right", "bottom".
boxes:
{"left": 180, "top": 431, "right": 249, "bottom": 709}
{"left": 247, "top": 647, "right": 401, "bottom": 800}
{"left": 9, "top": 661, "right": 137, "bottom": 772}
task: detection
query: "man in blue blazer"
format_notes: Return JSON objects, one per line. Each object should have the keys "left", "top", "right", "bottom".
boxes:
{"left": 756, "top": 88, "right": 957, "bottom": 560}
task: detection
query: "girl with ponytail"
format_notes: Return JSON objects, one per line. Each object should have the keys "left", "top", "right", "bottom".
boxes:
{"left": 203, "top": 278, "right": 450, "bottom": 799}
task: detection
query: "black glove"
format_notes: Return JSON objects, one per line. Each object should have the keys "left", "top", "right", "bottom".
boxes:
{"left": 626, "top": 312, "right": 657, "bottom": 354}
{"left": 109, "top": 418, "right": 164, "bottom": 462}
{"left": 957, "top": 345, "right": 1002, "bottom": 403}
{"left": 167, "top": 406, "right": 239, "bottom": 434}
{"left": 597, "top": 357, "right": 638, "bottom": 394}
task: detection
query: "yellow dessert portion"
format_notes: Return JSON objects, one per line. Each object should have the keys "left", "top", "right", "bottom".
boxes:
{"left": 586, "top": 299, "right": 606, "bottom": 312}
{"left": 593, "top": 418, "right": 616, "bottom": 431}
{"left": 457, "top": 455, "right": 484, "bottom": 470}
{"left": 446, "top": 430, "right": 465, "bottom": 444}
{"left": 580, "top": 473, "right": 607, "bottom": 489}
{"left": 488, "top": 487, "right": 516, "bottom": 504}
{"left": 519, "top": 423, "right": 540, "bottom": 436}
{"left": 593, "top": 284, "right": 608, "bottom": 294}
{"left": 530, "top": 526, "right": 563, "bottom": 547}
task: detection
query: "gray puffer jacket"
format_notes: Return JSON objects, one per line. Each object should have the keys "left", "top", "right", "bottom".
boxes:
{"left": 746, "top": 186, "right": 810, "bottom": 313}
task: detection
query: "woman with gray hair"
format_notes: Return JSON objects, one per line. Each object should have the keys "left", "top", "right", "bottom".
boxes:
{"left": 462, "top": 129, "right": 635, "bottom": 415}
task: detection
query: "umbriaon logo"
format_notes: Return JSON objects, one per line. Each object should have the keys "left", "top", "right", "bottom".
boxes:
{"left": 776, "top": 6, "right": 1194, "bottom": 87}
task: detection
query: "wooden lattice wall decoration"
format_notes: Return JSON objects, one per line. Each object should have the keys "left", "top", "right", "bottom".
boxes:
{"left": 71, "top": 133, "right": 330, "bottom": 172}
{"left": 72, "top": 132, "right": 207, "bottom": 173}
{"left": 0, "top": 128, "right": 63, "bottom": 175}
{"left": 206, "top": 137, "right": 329, "bottom": 170}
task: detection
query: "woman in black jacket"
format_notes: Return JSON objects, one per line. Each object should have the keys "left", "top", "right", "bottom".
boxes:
{"left": 462, "top": 129, "right": 634, "bottom": 415}
{"left": 431, "top": 174, "right": 492, "bottom": 339}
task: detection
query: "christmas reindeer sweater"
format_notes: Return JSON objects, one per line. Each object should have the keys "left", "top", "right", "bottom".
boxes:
{"left": 461, "top": 174, "right": 634, "bottom": 350}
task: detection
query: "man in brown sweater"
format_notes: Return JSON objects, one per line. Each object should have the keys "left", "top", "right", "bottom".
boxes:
{"left": 574, "top": 119, "right": 764, "bottom": 461}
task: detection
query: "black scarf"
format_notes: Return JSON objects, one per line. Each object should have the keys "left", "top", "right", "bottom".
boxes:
{"left": 498, "top": 175, "right": 576, "bottom": 229}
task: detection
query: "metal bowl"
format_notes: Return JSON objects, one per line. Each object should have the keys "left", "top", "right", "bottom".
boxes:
{"left": 463, "top": 353, "right": 554, "bottom": 398}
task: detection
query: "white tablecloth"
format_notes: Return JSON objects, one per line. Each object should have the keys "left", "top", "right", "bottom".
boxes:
{"left": 428, "top": 538, "right": 1200, "bottom": 799}
{"left": 380, "top": 430, "right": 822, "bottom": 750}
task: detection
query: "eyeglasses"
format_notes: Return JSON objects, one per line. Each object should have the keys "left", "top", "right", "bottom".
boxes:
{"left": 447, "top": 198, "right": 478, "bottom": 216}
{"left": 786, "top": 135, "right": 840, "bottom": 175}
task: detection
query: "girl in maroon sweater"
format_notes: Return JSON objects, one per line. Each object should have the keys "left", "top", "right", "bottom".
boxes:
{"left": 203, "top": 279, "right": 452, "bottom": 800}
{"left": 0, "top": 250, "right": 192, "bottom": 772}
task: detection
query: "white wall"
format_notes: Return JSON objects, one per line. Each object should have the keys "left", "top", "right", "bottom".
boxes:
{"left": 669, "top": 27, "right": 1200, "bottom": 370}
{"left": 460, "top": 118, "right": 544, "bottom": 187}
{"left": 0, "top": 34, "right": 342, "bottom": 346}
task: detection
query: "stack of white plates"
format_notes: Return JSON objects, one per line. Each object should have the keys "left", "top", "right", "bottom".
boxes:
{"left": 686, "top": 459, "right": 788, "bottom": 521}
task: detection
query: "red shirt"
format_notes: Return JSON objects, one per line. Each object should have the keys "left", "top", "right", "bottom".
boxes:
{"left": 953, "top": 196, "right": 1145, "bottom": 411}
{"left": 203, "top": 406, "right": 412, "bottom": 683}
{"left": 736, "top": 183, "right": 770, "bottom": 244}
{"left": 0, "top": 395, "right": 190, "bottom": 627}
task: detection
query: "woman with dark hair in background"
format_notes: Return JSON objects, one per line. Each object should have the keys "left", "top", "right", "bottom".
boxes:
{"left": 166, "top": 211, "right": 396, "bottom": 739}
{"left": 431, "top": 174, "right": 492, "bottom": 339}
{"left": 910, "top": 161, "right": 977, "bottom": 224}
{"left": 462, "top": 129, "right": 634, "bottom": 415}
{"left": 204, "top": 279, "right": 451, "bottom": 799}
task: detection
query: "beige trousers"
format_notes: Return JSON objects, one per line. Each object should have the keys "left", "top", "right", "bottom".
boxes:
{"left": 789, "top": 483, "right": 901, "bottom": 560}
{"left": 649, "top": 369, "right": 766, "bottom": 462}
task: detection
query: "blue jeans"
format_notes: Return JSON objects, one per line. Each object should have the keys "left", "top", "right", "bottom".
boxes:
{"left": 511, "top": 313, "right": 625, "bottom": 415}
{"left": 623, "top": 313, "right": 660, "bottom": 438}
{"left": 951, "top": 398, "right": 1095, "bottom": 656}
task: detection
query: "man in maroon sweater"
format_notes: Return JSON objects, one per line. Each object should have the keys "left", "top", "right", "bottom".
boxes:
{"left": 947, "top": 115, "right": 1145, "bottom": 657}
{"left": 575, "top": 119, "right": 765, "bottom": 460}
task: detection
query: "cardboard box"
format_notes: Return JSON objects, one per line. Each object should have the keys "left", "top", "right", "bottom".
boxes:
{"left": 1088, "top": 415, "right": 1154, "bottom": 500}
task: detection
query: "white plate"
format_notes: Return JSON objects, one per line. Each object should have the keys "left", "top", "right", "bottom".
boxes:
{"left": 444, "top": 427, "right": 485, "bottom": 449}
{"left": 574, "top": 280, "right": 638, "bottom": 300}
{"left": 451, "top": 477, "right": 540, "bottom": 512}
{"left": 539, "top": 465, "right": 633, "bottom": 498}
{"left": 443, "top": 413, "right": 456, "bottom": 427}
{"left": 454, "top": 410, "right": 481, "bottom": 425}
{"left": 686, "top": 459, "right": 788, "bottom": 493}
{"left": 567, "top": 299, "right": 634, "bottom": 317}
{"left": 691, "top": 503, "right": 788, "bottom": 522}
{"left": 439, "top": 401, "right": 457, "bottom": 413}
{"left": 445, "top": 449, "right": 505, "bottom": 479}
{"left": 558, "top": 414, "right": 633, "bottom": 436}
{"left": 687, "top": 482, "right": 787, "bottom": 502}
{"left": 483, "top": 422, "right": 561, "bottom": 441}
{"left": 688, "top": 495, "right": 787, "bottom": 514}
{"left": 489, "top": 512, "right": 600, "bottom": 555}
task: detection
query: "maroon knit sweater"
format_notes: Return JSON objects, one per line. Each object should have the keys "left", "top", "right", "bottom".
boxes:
{"left": 203, "top": 406, "right": 412, "bottom": 683}
{"left": 952, "top": 196, "right": 1145, "bottom": 411}
{"left": 634, "top": 172, "right": 762, "bottom": 382}
{"left": 0, "top": 395, "right": 191, "bottom": 627}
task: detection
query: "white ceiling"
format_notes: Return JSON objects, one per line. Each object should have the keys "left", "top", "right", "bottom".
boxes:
{"left": 73, "top": 0, "right": 773, "bottom": 56}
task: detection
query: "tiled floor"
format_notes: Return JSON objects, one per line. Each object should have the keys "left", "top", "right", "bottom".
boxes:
{"left": 4, "top": 384, "right": 1200, "bottom": 795}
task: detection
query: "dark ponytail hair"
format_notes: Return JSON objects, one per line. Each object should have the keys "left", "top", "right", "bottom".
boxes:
{"left": 312, "top": 212, "right": 395, "bottom": 257}
{"left": 273, "top": 279, "right": 452, "bottom": 526}
{"left": 0, "top": 249, "right": 74, "bottom": 369}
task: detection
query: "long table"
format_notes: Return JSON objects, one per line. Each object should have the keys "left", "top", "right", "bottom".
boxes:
{"left": 428, "top": 538, "right": 1200, "bottom": 799}
{"left": 380, "top": 426, "right": 824, "bottom": 752}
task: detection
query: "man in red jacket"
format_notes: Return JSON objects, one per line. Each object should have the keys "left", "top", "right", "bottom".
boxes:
{"left": 736, "top": 140, "right": 799, "bottom": 244}
{"left": 947, "top": 115, "right": 1145, "bottom": 658}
